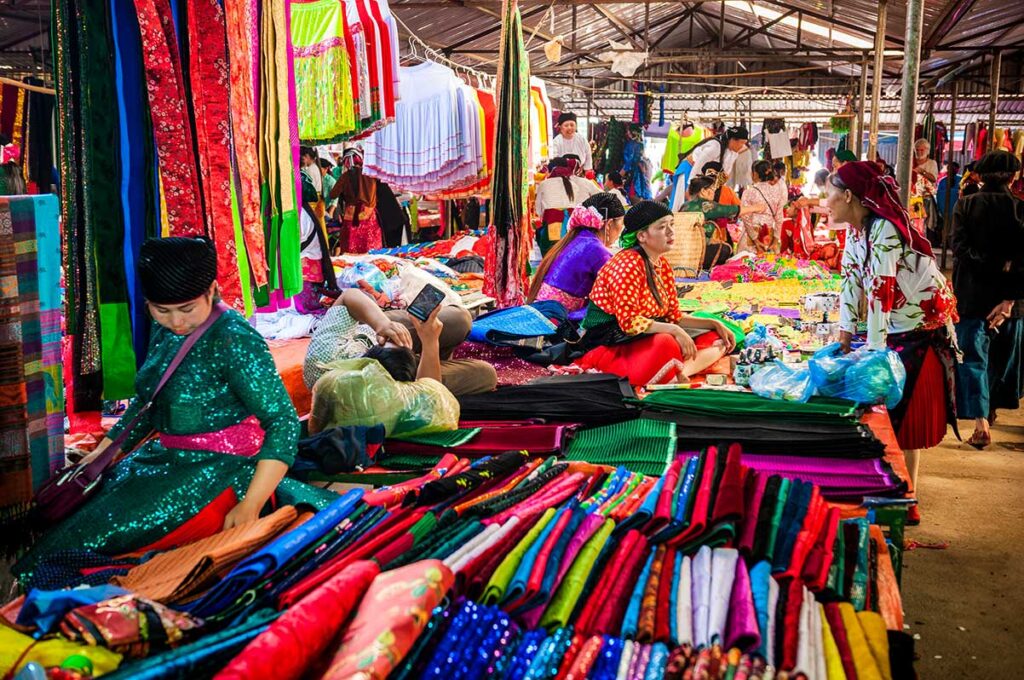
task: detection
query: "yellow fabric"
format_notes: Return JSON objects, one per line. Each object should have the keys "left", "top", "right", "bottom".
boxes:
{"left": 838, "top": 603, "right": 884, "bottom": 680}
{"left": 476, "top": 91, "right": 489, "bottom": 178}
{"left": 857, "top": 611, "right": 892, "bottom": 680}
{"left": 661, "top": 125, "right": 705, "bottom": 174}
{"left": 820, "top": 605, "right": 848, "bottom": 680}
{"left": 0, "top": 627, "right": 123, "bottom": 677}
{"left": 532, "top": 89, "right": 549, "bottom": 160}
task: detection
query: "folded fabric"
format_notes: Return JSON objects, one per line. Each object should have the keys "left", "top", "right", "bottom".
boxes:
{"left": 636, "top": 389, "right": 861, "bottom": 421}
{"left": 673, "top": 554, "right": 693, "bottom": 647}
{"left": 566, "top": 419, "right": 677, "bottom": 477}
{"left": 112, "top": 507, "right": 299, "bottom": 604}
{"left": 295, "top": 425, "right": 386, "bottom": 474}
{"left": 469, "top": 303, "right": 560, "bottom": 344}
{"left": 457, "top": 374, "right": 639, "bottom": 425}
{"left": 708, "top": 548, "right": 738, "bottom": 645}
{"left": 213, "top": 561, "right": 380, "bottom": 680}
{"left": 483, "top": 508, "right": 556, "bottom": 605}
{"left": 748, "top": 561, "right": 772, "bottom": 659}
{"left": 17, "top": 585, "right": 130, "bottom": 637}
{"left": 60, "top": 594, "right": 203, "bottom": 658}
{"left": 185, "top": 490, "right": 364, "bottom": 617}
{"left": 0, "top": 626, "right": 123, "bottom": 678}
{"left": 540, "top": 518, "right": 615, "bottom": 630}
{"left": 691, "top": 546, "right": 712, "bottom": 648}
{"left": 388, "top": 427, "right": 481, "bottom": 448}
{"left": 725, "top": 557, "right": 759, "bottom": 653}
{"left": 621, "top": 550, "right": 656, "bottom": 639}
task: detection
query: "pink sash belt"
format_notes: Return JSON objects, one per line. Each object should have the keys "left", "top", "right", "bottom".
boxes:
{"left": 160, "top": 416, "right": 265, "bottom": 457}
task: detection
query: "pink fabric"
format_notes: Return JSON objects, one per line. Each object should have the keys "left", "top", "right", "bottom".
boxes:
{"left": 485, "top": 472, "right": 585, "bottom": 526}
{"left": 160, "top": 416, "right": 264, "bottom": 456}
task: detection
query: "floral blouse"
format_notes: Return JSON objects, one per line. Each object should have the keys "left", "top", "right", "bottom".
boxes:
{"left": 587, "top": 249, "right": 682, "bottom": 335}
{"left": 839, "top": 218, "right": 957, "bottom": 349}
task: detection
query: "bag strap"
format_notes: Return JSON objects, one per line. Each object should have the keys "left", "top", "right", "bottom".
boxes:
{"left": 86, "top": 302, "right": 228, "bottom": 472}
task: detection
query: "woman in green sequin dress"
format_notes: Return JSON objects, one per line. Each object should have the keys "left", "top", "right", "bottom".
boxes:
{"left": 15, "top": 238, "right": 337, "bottom": 580}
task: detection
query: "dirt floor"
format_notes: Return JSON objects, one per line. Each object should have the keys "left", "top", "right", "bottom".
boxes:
{"left": 901, "top": 406, "right": 1024, "bottom": 676}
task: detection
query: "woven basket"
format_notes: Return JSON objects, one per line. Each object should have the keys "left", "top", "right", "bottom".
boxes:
{"left": 664, "top": 212, "right": 706, "bottom": 276}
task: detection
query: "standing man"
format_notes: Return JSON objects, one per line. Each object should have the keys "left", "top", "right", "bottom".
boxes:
{"left": 671, "top": 126, "right": 750, "bottom": 211}
{"left": 550, "top": 112, "right": 593, "bottom": 171}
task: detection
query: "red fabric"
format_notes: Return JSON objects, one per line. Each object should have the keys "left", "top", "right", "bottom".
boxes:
{"left": 710, "top": 444, "right": 744, "bottom": 526}
{"left": 214, "top": 561, "right": 380, "bottom": 680}
{"left": 781, "top": 578, "right": 803, "bottom": 671}
{"left": 385, "top": 424, "right": 569, "bottom": 458}
{"left": 804, "top": 507, "right": 840, "bottom": 591}
{"left": 895, "top": 347, "right": 947, "bottom": 450}
{"left": 562, "top": 635, "right": 603, "bottom": 680}
{"left": 591, "top": 535, "right": 649, "bottom": 636}
{"left": 576, "top": 530, "right": 642, "bottom": 634}
{"left": 187, "top": 0, "right": 243, "bottom": 310}
{"left": 669, "top": 446, "right": 719, "bottom": 548}
{"left": 577, "top": 333, "right": 684, "bottom": 386}
{"left": 133, "top": 0, "right": 204, "bottom": 236}
{"left": 739, "top": 473, "right": 768, "bottom": 555}
{"left": 835, "top": 161, "right": 933, "bottom": 257}
{"left": 508, "top": 508, "right": 575, "bottom": 612}
{"left": 364, "top": 0, "right": 395, "bottom": 120}
{"left": 654, "top": 548, "right": 676, "bottom": 643}
{"left": 129, "top": 488, "right": 238, "bottom": 555}
{"left": 361, "top": 454, "right": 460, "bottom": 507}
{"left": 784, "top": 489, "right": 825, "bottom": 582}
{"left": 556, "top": 634, "right": 587, "bottom": 680}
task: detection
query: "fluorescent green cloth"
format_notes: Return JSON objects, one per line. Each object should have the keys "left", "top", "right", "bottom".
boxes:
{"left": 634, "top": 389, "right": 860, "bottom": 422}
{"left": 389, "top": 428, "right": 482, "bottom": 447}
{"left": 540, "top": 518, "right": 615, "bottom": 630}
{"left": 565, "top": 418, "right": 677, "bottom": 477}
{"left": 482, "top": 508, "right": 556, "bottom": 605}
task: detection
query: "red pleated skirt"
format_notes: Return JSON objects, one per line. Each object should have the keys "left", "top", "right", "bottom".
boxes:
{"left": 895, "top": 347, "right": 948, "bottom": 450}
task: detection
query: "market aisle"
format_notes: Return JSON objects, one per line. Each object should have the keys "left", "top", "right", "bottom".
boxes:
{"left": 904, "top": 407, "right": 1024, "bottom": 676}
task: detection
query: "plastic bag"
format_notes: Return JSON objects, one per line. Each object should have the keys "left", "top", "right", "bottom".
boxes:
{"left": 809, "top": 343, "right": 906, "bottom": 408}
{"left": 749, "top": 361, "right": 816, "bottom": 403}
{"left": 309, "top": 358, "right": 459, "bottom": 437}
{"left": 743, "top": 323, "right": 785, "bottom": 351}
{"left": 336, "top": 261, "right": 388, "bottom": 292}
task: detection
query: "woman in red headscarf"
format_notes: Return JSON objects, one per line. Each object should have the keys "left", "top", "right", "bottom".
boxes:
{"left": 827, "top": 162, "right": 959, "bottom": 520}
{"left": 533, "top": 155, "right": 600, "bottom": 256}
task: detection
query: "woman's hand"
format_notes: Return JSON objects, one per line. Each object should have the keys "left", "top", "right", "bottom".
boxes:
{"left": 712, "top": 321, "right": 737, "bottom": 352}
{"left": 78, "top": 437, "right": 113, "bottom": 466}
{"left": 987, "top": 300, "right": 1014, "bottom": 330}
{"left": 374, "top": 319, "right": 413, "bottom": 348}
{"left": 839, "top": 330, "right": 854, "bottom": 354}
{"left": 672, "top": 327, "right": 698, "bottom": 361}
{"left": 223, "top": 498, "right": 261, "bottom": 530}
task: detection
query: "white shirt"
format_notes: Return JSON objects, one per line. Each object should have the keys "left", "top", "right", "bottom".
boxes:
{"left": 689, "top": 139, "right": 740, "bottom": 181}
{"left": 550, "top": 133, "right": 593, "bottom": 170}
{"left": 608, "top": 188, "right": 629, "bottom": 207}
{"left": 534, "top": 176, "right": 600, "bottom": 219}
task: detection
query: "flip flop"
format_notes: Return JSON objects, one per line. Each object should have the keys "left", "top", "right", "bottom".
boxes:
{"left": 967, "top": 430, "right": 991, "bottom": 450}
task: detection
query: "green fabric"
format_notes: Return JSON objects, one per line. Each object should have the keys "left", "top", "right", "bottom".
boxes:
{"left": 428, "top": 520, "right": 485, "bottom": 561}
{"left": 231, "top": 175, "right": 255, "bottom": 317}
{"left": 600, "top": 474, "right": 643, "bottom": 517}
{"left": 634, "top": 390, "right": 860, "bottom": 422}
{"left": 766, "top": 478, "right": 792, "bottom": 560}
{"left": 482, "top": 508, "right": 556, "bottom": 605}
{"left": 580, "top": 300, "right": 617, "bottom": 330}
{"left": 389, "top": 428, "right": 482, "bottom": 447}
{"left": 619, "top": 229, "right": 639, "bottom": 249}
{"left": 98, "top": 303, "right": 137, "bottom": 399}
{"left": 376, "top": 454, "right": 445, "bottom": 470}
{"left": 106, "top": 310, "right": 300, "bottom": 464}
{"left": 691, "top": 311, "right": 745, "bottom": 347}
{"left": 540, "top": 518, "right": 615, "bottom": 630}
{"left": 565, "top": 418, "right": 677, "bottom": 477}
{"left": 678, "top": 198, "right": 740, "bottom": 241}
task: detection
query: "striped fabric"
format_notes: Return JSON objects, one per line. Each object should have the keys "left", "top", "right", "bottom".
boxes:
{"left": 565, "top": 418, "right": 678, "bottom": 477}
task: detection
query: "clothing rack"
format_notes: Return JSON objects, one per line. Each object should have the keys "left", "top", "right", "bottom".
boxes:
{"left": 396, "top": 14, "right": 497, "bottom": 91}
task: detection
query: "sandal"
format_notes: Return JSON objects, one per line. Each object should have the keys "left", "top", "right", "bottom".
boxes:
{"left": 967, "top": 430, "right": 991, "bottom": 450}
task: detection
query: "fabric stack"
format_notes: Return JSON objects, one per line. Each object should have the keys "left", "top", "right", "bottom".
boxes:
{"left": 291, "top": 0, "right": 401, "bottom": 145}
{"left": 0, "top": 196, "right": 63, "bottom": 527}
{"left": 361, "top": 60, "right": 493, "bottom": 195}
{"left": 2, "top": 446, "right": 909, "bottom": 678}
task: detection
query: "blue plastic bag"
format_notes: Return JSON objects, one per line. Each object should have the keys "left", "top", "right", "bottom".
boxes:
{"left": 808, "top": 343, "right": 906, "bottom": 408}
{"left": 749, "top": 361, "right": 816, "bottom": 403}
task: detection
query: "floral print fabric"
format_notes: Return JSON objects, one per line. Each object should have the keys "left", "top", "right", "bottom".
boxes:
{"left": 839, "top": 217, "right": 957, "bottom": 350}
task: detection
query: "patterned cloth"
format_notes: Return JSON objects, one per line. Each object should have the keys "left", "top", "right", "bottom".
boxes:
{"left": 303, "top": 304, "right": 377, "bottom": 388}
{"left": 585, "top": 249, "right": 682, "bottom": 336}
{"left": 0, "top": 201, "right": 30, "bottom": 521}
{"left": 291, "top": 0, "right": 357, "bottom": 144}
{"left": 839, "top": 217, "right": 957, "bottom": 350}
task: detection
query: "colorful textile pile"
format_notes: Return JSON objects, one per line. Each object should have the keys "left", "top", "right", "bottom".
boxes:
{"left": 710, "top": 254, "right": 837, "bottom": 283}
{"left": 0, "top": 196, "right": 63, "bottom": 529}
{"left": 291, "top": 0, "right": 400, "bottom": 144}
{"left": 361, "top": 60, "right": 493, "bottom": 195}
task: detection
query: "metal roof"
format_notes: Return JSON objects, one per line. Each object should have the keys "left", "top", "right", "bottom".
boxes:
{"left": 0, "top": 0, "right": 49, "bottom": 79}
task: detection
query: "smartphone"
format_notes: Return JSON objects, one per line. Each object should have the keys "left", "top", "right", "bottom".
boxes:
{"left": 407, "top": 284, "right": 446, "bottom": 322}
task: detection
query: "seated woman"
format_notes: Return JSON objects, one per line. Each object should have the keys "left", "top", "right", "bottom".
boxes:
{"left": 575, "top": 200, "right": 737, "bottom": 386}
{"left": 679, "top": 176, "right": 763, "bottom": 269}
{"left": 526, "top": 192, "right": 626, "bottom": 314}
{"left": 533, "top": 155, "right": 600, "bottom": 255}
{"left": 309, "top": 307, "right": 460, "bottom": 437}
{"left": 15, "top": 237, "right": 336, "bottom": 581}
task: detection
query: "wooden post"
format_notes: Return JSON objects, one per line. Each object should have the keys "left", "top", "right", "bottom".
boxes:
{"left": 989, "top": 49, "right": 1002, "bottom": 150}
{"left": 857, "top": 56, "right": 869, "bottom": 158}
{"left": 896, "top": 0, "right": 925, "bottom": 205}
{"left": 868, "top": 0, "right": 887, "bottom": 161}
{"left": 941, "top": 81, "right": 957, "bottom": 270}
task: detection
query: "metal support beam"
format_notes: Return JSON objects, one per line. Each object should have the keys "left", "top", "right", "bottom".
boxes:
{"left": 725, "top": 8, "right": 795, "bottom": 50}
{"left": 718, "top": 0, "right": 725, "bottom": 50}
{"left": 989, "top": 49, "right": 1002, "bottom": 150}
{"left": 868, "top": 0, "right": 887, "bottom": 161}
{"left": 591, "top": 4, "right": 643, "bottom": 49}
{"left": 896, "top": 0, "right": 925, "bottom": 204}
{"left": 445, "top": 5, "right": 547, "bottom": 50}
{"left": 941, "top": 81, "right": 957, "bottom": 270}
{"left": 856, "top": 57, "right": 868, "bottom": 158}
{"left": 935, "top": 17, "right": 1021, "bottom": 50}
{"left": 925, "top": 0, "right": 979, "bottom": 51}
{"left": 650, "top": 6, "right": 700, "bottom": 50}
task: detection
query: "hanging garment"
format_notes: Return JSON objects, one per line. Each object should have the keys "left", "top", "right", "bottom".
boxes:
{"left": 291, "top": 0, "right": 357, "bottom": 144}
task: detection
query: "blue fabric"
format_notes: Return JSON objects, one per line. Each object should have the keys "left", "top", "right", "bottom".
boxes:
{"left": 621, "top": 549, "right": 656, "bottom": 638}
{"left": 617, "top": 475, "right": 665, "bottom": 535}
{"left": 955, "top": 318, "right": 991, "bottom": 419}
{"left": 935, "top": 174, "right": 960, "bottom": 220}
{"left": 468, "top": 303, "right": 562, "bottom": 344}
{"left": 525, "top": 628, "right": 574, "bottom": 680}
{"left": 669, "top": 550, "right": 682, "bottom": 645}
{"left": 669, "top": 159, "right": 694, "bottom": 210}
{"left": 186, "top": 490, "right": 364, "bottom": 616}
{"left": 534, "top": 506, "right": 587, "bottom": 608}
{"left": 505, "top": 629, "right": 548, "bottom": 680}
{"left": 591, "top": 636, "right": 625, "bottom": 680}
{"left": 503, "top": 505, "right": 566, "bottom": 607}
{"left": 651, "top": 456, "right": 699, "bottom": 544}
{"left": 17, "top": 585, "right": 130, "bottom": 637}
{"left": 749, "top": 561, "right": 772, "bottom": 658}
{"left": 772, "top": 481, "right": 811, "bottom": 574}
{"left": 643, "top": 642, "right": 670, "bottom": 680}
{"left": 110, "top": 0, "right": 151, "bottom": 363}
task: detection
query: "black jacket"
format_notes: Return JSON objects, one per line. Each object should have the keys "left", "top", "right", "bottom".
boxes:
{"left": 951, "top": 185, "right": 1024, "bottom": 318}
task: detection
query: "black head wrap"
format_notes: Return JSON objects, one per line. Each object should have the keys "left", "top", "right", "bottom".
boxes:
{"left": 138, "top": 237, "right": 218, "bottom": 304}
{"left": 976, "top": 150, "right": 1021, "bottom": 175}
{"left": 623, "top": 200, "right": 673, "bottom": 236}
{"left": 557, "top": 112, "right": 577, "bottom": 126}
{"left": 725, "top": 125, "right": 749, "bottom": 141}
{"left": 583, "top": 192, "right": 626, "bottom": 220}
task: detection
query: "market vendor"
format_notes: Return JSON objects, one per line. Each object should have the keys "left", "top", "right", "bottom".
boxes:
{"left": 526, "top": 192, "right": 626, "bottom": 313}
{"left": 828, "top": 160, "right": 959, "bottom": 519}
{"left": 575, "top": 200, "right": 736, "bottom": 386}
{"left": 832, "top": 149, "right": 857, "bottom": 172}
{"left": 304, "top": 288, "right": 497, "bottom": 396}
{"left": 534, "top": 155, "right": 600, "bottom": 255}
{"left": 15, "top": 237, "right": 338, "bottom": 581}
{"left": 670, "top": 125, "right": 750, "bottom": 211}
{"left": 679, "top": 176, "right": 764, "bottom": 269}
{"left": 550, "top": 112, "right": 593, "bottom": 171}
{"left": 329, "top": 148, "right": 383, "bottom": 254}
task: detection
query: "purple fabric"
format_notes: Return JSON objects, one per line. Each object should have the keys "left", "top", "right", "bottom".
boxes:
{"left": 543, "top": 230, "right": 612, "bottom": 299}
{"left": 725, "top": 557, "right": 760, "bottom": 653}
{"left": 740, "top": 454, "right": 905, "bottom": 499}
{"left": 758, "top": 307, "right": 801, "bottom": 319}
{"left": 451, "top": 342, "right": 550, "bottom": 385}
